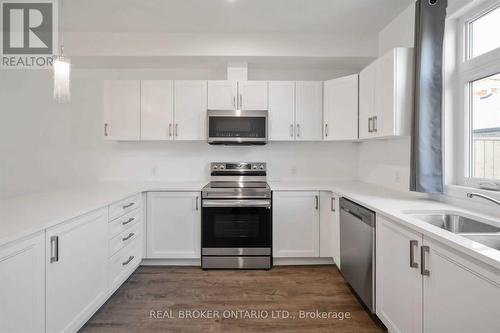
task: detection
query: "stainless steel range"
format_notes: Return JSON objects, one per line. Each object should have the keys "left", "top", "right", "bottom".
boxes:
{"left": 201, "top": 162, "right": 272, "bottom": 269}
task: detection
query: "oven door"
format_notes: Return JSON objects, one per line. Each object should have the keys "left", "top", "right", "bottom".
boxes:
{"left": 201, "top": 199, "right": 271, "bottom": 253}
{"left": 207, "top": 110, "right": 267, "bottom": 144}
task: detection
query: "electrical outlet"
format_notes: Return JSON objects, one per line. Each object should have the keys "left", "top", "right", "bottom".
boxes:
{"left": 151, "top": 166, "right": 158, "bottom": 177}
{"left": 291, "top": 166, "right": 297, "bottom": 176}
{"left": 395, "top": 170, "right": 401, "bottom": 183}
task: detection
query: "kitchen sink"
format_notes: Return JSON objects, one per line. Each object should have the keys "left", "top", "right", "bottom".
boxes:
{"left": 462, "top": 234, "right": 500, "bottom": 251}
{"left": 409, "top": 212, "right": 500, "bottom": 234}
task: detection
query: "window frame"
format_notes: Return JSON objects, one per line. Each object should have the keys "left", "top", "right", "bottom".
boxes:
{"left": 453, "top": 0, "right": 500, "bottom": 189}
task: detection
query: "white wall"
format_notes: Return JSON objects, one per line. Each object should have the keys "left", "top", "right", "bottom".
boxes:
{"left": 0, "top": 67, "right": 359, "bottom": 199}
{"left": 357, "top": 2, "right": 415, "bottom": 192}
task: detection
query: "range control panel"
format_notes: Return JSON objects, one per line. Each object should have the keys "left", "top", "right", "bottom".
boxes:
{"left": 210, "top": 162, "right": 267, "bottom": 172}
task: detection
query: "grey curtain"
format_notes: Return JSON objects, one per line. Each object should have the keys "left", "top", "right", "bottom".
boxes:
{"left": 410, "top": 0, "right": 448, "bottom": 193}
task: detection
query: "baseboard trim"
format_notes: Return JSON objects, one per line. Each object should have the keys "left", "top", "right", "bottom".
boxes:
{"left": 141, "top": 258, "right": 201, "bottom": 266}
{"left": 273, "top": 257, "right": 335, "bottom": 266}
{"left": 141, "top": 257, "right": 335, "bottom": 267}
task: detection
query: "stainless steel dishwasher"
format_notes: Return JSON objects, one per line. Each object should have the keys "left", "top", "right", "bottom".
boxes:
{"left": 339, "top": 198, "right": 376, "bottom": 313}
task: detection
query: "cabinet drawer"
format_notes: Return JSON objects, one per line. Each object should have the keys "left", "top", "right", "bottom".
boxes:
{"left": 108, "top": 241, "right": 141, "bottom": 292}
{"left": 109, "top": 194, "right": 141, "bottom": 220}
{"left": 108, "top": 208, "right": 141, "bottom": 239}
{"left": 109, "top": 223, "right": 141, "bottom": 258}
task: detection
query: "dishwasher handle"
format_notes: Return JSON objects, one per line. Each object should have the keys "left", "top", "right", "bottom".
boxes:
{"left": 340, "top": 199, "right": 375, "bottom": 228}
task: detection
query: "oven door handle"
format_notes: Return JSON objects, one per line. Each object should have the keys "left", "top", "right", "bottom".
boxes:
{"left": 202, "top": 199, "right": 271, "bottom": 208}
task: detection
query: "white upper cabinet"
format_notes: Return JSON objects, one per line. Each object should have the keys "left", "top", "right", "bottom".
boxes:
{"left": 273, "top": 191, "right": 320, "bottom": 258}
{"left": 103, "top": 80, "right": 141, "bottom": 140}
{"left": 140, "top": 80, "right": 174, "bottom": 140}
{"left": 359, "top": 47, "right": 413, "bottom": 139}
{"left": 174, "top": 80, "right": 208, "bottom": 140}
{"left": 207, "top": 80, "right": 238, "bottom": 110}
{"left": 147, "top": 192, "right": 201, "bottom": 259}
{"left": 295, "top": 81, "right": 323, "bottom": 141}
{"left": 46, "top": 209, "right": 108, "bottom": 333}
{"left": 268, "top": 81, "right": 295, "bottom": 141}
{"left": 323, "top": 75, "right": 358, "bottom": 141}
{"left": 237, "top": 81, "right": 268, "bottom": 110}
{"left": 359, "top": 65, "right": 375, "bottom": 139}
{"left": 207, "top": 80, "right": 267, "bottom": 110}
{"left": 0, "top": 232, "right": 45, "bottom": 333}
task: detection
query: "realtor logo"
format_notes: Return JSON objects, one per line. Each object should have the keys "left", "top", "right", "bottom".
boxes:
{"left": 1, "top": 1, "right": 57, "bottom": 69}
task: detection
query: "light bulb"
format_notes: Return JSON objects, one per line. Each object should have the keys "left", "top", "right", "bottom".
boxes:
{"left": 53, "top": 56, "right": 71, "bottom": 102}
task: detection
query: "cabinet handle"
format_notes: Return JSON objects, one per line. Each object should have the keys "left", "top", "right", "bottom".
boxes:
{"left": 122, "top": 232, "right": 135, "bottom": 242}
{"left": 122, "top": 202, "right": 135, "bottom": 209}
{"left": 410, "top": 240, "right": 419, "bottom": 268}
{"left": 331, "top": 197, "right": 335, "bottom": 212}
{"left": 175, "top": 124, "right": 179, "bottom": 137}
{"left": 296, "top": 124, "right": 300, "bottom": 137}
{"left": 50, "top": 236, "right": 59, "bottom": 263}
{"left": 421, "top": 245, "right": 430, "bottom": 276}
{"left": 104, "top": 123, "right": 108, "bottom": 137}
{"left": 325, "top": 123, "right": 328, "bottom": 137}
{"left": 233, "top": 95, "right": 236, "bottom": 108}
{"left": 239, "top": 94, "right": 243, "bottom": 109}
{"left": 368, "top": 117, "right": 373, "bottom": 133}
{"left": 290, "top": 124, "right": 294, "bottom": 138}
{"left": 195, "top": 196, "right": 199, "bottom": 210}
{"left": 122, "top": 217, "right": 135, "bottom": 225}
{"left": 169, "top": 123, "right": 172, "bottom": 137}
{"left": 373, "top": 116, "right": 378, "bottom": 132}
{"left": 122, "top": 256, "right": 134, "bottom": 266}
{"left": 315, "top": 195, "right": 319, "bottom": 210}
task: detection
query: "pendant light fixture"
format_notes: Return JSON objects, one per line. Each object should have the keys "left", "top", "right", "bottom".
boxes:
{"left": 53, "top": 0, "right": 71, "bottom": 102}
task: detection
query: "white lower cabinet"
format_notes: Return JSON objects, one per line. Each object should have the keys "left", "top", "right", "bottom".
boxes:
{"left": 147, "top": 192, "right": 201, "bottom": 259}
{"left": 46, "top": 208, "right": 109, "bottom": 333}
{"left": 319, "top": 191, "right": 339, "bottom": 262}
{"left": 376, "top": 215, "right": 500, "bottom": 333}
{"left": 0, "top": 232, "right": 45, "bottom": 333}
{"left": 422, "top": 237, "right": 500, "bottom": 333}
{"left": 273, "top": 191, "right": 320, "bottom": 257}
{"left": 376, "top": 215, "right": 423, "bottom": 333}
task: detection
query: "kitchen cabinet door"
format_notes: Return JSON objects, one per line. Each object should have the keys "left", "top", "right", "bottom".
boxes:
{"left": 423, "top": 236, "right": 500, "bottom": 333}
{"left": 323, "top": 75, "right": 358, "bottom": 141}
{"left": 268, "top": 81, "right": 295, "bottom": 141}
{"left": 295, "top": 81, "right": 323, "bottom": 141}
{"left": 207, "top": 80, "right": 237, "bottom": 110}
{"left": 238, "top": 81, "right": 268, "bottom": 110}
{"left": 359, "top": 65, "right": 375, "bottom": 139}
{"left": 140, "top": 80, "right": 174, "bottom": 140}
{"left": 374, "top": 48, "right": 413, "bottom": 138}
{"left": 273, "top": 191, "right": 320, "bottom": 257}
{"left": 319, "top": 191, "right": 337, "bottom": 259}
{"left": 46, "top": 208, "right": 108, "bottom": 333}
{"left": 174, "top": 80, "right": 207, "bottom": 140}
{"left": 0, "top": 232, "right": 45, "bottom": 333}
{"left": 147, "top": 192, "right": 201, "bottom": 259}
{"left": 103, "top": 80, "right": 140, "bottom": 140}
{"left": 376, "top": 216, "right": 423, "bottom": 333}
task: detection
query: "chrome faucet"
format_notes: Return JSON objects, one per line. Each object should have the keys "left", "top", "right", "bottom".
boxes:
{"left": 467, "top": 192, "right": 500, "bottom": 206}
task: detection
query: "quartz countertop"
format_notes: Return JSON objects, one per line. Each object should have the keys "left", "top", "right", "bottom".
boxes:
{"left": 1, "top": 180, "right": 499, "bottom": 271}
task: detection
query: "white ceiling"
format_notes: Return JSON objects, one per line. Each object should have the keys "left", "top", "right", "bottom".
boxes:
{"left": 63, "top": 0, "right": 413, "bottom": 34}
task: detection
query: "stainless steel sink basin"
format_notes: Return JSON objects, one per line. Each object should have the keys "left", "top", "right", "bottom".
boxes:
{"left": 462, "top": 234, "right": 500, "bottom": 251}
{"left": 411, "top": 213, "right": 500, "bottom": 234}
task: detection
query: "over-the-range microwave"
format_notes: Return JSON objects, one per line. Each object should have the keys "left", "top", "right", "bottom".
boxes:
{"left": 207, "top": 110, "right": 268, "bottom": 145}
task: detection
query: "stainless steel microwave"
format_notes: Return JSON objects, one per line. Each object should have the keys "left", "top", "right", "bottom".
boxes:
{"left": 207, "top": 110, "right": 268, "bottom": 145}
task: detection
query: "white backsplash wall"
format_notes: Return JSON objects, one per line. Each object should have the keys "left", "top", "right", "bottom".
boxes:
{"left": 358, "top": 137, "right": 411, "bottom": 192}
{"left": 0, "top": 67, "right": 360, "bottom": 199}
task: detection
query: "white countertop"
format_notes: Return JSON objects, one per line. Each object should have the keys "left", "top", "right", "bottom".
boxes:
{"left": 1, "top": 180, "right": 500, "bottom": 271}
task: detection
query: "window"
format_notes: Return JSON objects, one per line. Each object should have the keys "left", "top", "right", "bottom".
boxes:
{"left": 451, "top": 1, "right": 500, "bottom": 188}
{"left": 468, "top": 5, "right": 500, "bottom": 59}
{"left": 470, "top": 73, "right": 500, "bottom": 179}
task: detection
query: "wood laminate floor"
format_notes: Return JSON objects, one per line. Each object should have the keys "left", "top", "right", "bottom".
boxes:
{"left": 81, "top": 265, "right": 384, "bottom": 333}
